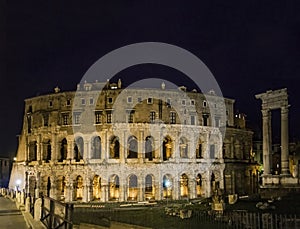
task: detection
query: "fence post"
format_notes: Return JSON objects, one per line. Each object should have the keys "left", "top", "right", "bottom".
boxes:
{"left": 65, "top": 203, "right": 73, "bottom": 229}
{"left": 49, "top": 198, "right": 54, "bottom": 228}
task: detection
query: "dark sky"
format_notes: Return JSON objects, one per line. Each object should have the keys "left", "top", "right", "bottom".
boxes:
{"left": 1, "top": 1, "right": 300, "bottom": 157}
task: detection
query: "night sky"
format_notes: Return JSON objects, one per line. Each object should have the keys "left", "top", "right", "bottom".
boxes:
{"left": 1, "top": 1, "right": 300, "bottom": 157}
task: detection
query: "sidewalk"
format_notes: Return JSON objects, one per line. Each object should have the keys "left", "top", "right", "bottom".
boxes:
{"left": 6, "top": 194, "right": 46, "bottom": 229}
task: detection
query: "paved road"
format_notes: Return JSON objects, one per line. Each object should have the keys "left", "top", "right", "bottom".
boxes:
{"left": 0, "top": 196, "right": 28, "bottom": 229}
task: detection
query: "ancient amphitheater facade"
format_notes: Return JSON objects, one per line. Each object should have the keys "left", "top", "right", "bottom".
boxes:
{"left": 9, "top": 81, "right": 258, "bottom": 202}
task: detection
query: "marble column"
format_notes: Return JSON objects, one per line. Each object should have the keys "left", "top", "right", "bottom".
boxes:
{"left": 281, "top": 107, "right": 290, "bottom": 175}
{"left": 262, "top": 110, "right": 271, "bottom": 174}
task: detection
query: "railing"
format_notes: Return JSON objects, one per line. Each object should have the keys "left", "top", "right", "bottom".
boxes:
{"left": 41, "top": 195, "right": 73, "bottom": 229}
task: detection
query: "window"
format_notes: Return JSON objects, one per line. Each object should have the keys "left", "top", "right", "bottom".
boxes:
{"left": 203, "top": 114, "right": 209, "bottom": 126}
{"left": 127, "top": 96, "right": 132, "bottom": 103}
{"left": 137, "top": 97, "right": 142, "bottom": 103}
{"left": 203, "top": 100, "right": 207, "bottom": 107}
{"left": 90, "top": 98, "right": 94, "bottom": 105}
{"left": 210, "top": 144, "right": 215, "bottom": 159}
{"left": 150, "top": 111, "right": 155, "bottom": 123}
{"left": 66, "top": 99, "right": 71, "bottom": 106}
{"left": 49, "top": 101, "right": 53, "bottom": 107}
{"left": 128, "top": 111, "right": 134, "bottom": 123}
{"left": 191, "top": 115, "right": 195, "bottom": 125}
{"left": 107, "top": 97, "right": 113, "bottom": 104}
{"left": 181, "top": 100, "right": 186, "bottom": 106}
{"left": 147, "top": 98, "right": 153, "bottom": 104}
{"left": 95, "top": 111, "right": 102, "bottom": 124}
{"left": 166, "top": 98, "right": 171, "bottom": 107}
{"left": 190, "top": 100, "right": 195, "bottom": 105}
{"left": 107, "top": 113, "right": 112, "bottom": 123}
{"left": 74, "top": 112, "right": 81, "bottom": 125}
{"left": 81, "top": 98, "right": 86, "bottom": 105}
{"left": 170, "top": 112, "right": 176, "bottom": 124}
{"left": 62, "top": 113, "right": 69, "bottom": 125}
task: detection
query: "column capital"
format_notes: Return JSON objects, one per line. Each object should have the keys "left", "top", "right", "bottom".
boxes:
{"left": 261, "top": 109, "right": 270, "bottom": 117}
{"left": 281, "top": 106, "right": 290, "bottom": 114}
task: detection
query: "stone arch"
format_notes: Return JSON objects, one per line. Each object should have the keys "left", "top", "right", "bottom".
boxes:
{"left": 109, "top": 174, "right": 120, "bottom": 200}
{"left": 91, "top": 136, "right": 101, "bottom": 159}
{"left": 196, "top": 138, "right": 204, "bottom": 159}
{"left": 45, "top": 140, "right": 51, "bottom": 162}
{"left": 59, "top": 138, "right": 67, "bottom": 162}
{"left": 92, "top": 175, "right": 101, "bottom": 200}
{"left": 145, "top": 136, "right": 154, "bottom": 161}
{"left": 145, "top": 174, "right": 155, "bottom": 200}
{"left": 74, "top": 175, "right": 83, "bottom": 200}
{"left": 127, "top": 136, "right": 138, "bottom": 158}
{"left": 127, "top": 174, "right": 138, "bottom": 201}
{"left": 163, "top": 136, "right": 173, "bottom": 161}
{"left": 179, "top": 137, "right": 188, "bottom": 158}
{"left": 109, "top": 136, "right": 120, "bottom": 159}
{"left": 180, "top": 173, "right": 189, "bottom": 198}
{"left": 162, "top": 174, "right": 173, "bottom": 199}
{"left": 74, "top": 137, "right": 84, "bottom": 161}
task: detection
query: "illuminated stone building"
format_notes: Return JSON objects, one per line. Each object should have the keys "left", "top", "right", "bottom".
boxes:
{"left": 9, "top": 80, "right": 258, "bottom": 202}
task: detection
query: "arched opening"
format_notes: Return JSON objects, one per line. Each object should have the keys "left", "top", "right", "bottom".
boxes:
{"left": 59, "top": 138, "right": 67, "bottom": 162}
{"left": 128, "top": 174, "right": 138, "bottom": 201}
{"left": 127, "top": 136, "right": 138, "bottom": 158}
{"left": 145, "top": 174, "right": 155, "bottom": 200}
{"left": 74, "top": 137, "right": 84, "bottom": 162}
{"left": 91, "top": 136, "right": 101, "bottom": 159}
{"left": 162, "top": 174, "right": 172, "bottom": 199}
{"left": 180, "top": 174, "right": 189, "bottom": 198}
{"left": 109, "top": 175, "right": 120, "bottom": 201}
{"left": 75, "top": 176, "right": 83, "bottom": 200}
{"left": 145, "top": 136, "right": 154, "bottom": 161}
{"left": 196, "top": 174, "right": 202, "bottom": 197}
{"left": 109, "top": 136, "right": 120, "bottom": 159}
{"left": 209, "top": 144, "right": 215, "bottom": 159}
{"left": 29, "top": 141, "right": 37, "bottom": 161}
{"left": 163, "top": 136, "right": 172, "bottom": 161}
{"left": 92, "top": 175, "right": 101, "bottom": 200}
{"left": 179, "top": 137, "right": 188, "bottom": 158}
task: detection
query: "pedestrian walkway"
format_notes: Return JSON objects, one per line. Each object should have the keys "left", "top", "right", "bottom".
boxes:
{"left": 0, "top": 195, "right": 28, "bottom": 229}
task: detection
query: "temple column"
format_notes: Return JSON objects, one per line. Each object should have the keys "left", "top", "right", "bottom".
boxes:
{"left": 262, "top": 110, "right": 271, "bottom": 174}
{"left": 281, "top": 106, "right": 290, "bottom": 175}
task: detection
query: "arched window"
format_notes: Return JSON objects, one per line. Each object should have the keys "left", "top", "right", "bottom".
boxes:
{"left": 145, "top": 174, "right": 154, "bottom": 200}
{"left": 59, "top": 138, "right": 67, "bottom": 162}
{"left": 74, "top": 137, "right": 84, "bottom": 161}
{"left": 109, "top": 136, "right": 120, "bottom": 159}
{"left": 127, "top": 136, "right": 138, "bottom": 158}
{"left": 180, "top": 174, "right": 189, "bottom": 197}
{"left": 163, "top": 136, "right": 172, "bottom": 161}
{"left": 109, "top": 174, "right": 120, "bottom": 200}
{"left": 128, "top": 174, "right": 138, "bottom": 201}
{"left": 179, "top": 137, "right": 188, "bottom": 158}
{"left": 145, "top": 136, "right": 154, "bottom": 161}
{"left": 91, "top": 136, "right": 101, "bottom": 159}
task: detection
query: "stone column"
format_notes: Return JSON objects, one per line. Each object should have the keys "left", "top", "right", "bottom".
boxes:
{"left": 262, "top": 110, "right": 271, "bottom": 174}
{"left": 281, "top": 106, "right": 290, "bottom": 175}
